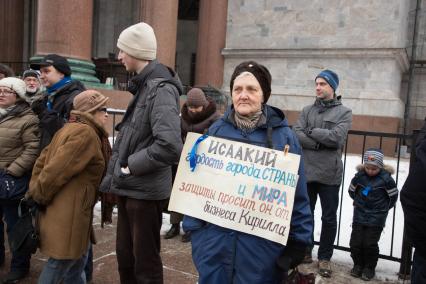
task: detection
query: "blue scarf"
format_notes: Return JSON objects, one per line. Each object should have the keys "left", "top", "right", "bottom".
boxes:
{"left": 46, "top": 76, "right": 72, "bottom": 110}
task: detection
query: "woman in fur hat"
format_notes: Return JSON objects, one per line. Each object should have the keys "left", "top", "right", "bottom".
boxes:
{"left": 165, "top": 87, "right": 221, "bottom": 242}
{"left": 348, "top": 148, "right": 398, "bottom": 281}
{"left": 26, "top": 90, "right": 110, "bottom": 284}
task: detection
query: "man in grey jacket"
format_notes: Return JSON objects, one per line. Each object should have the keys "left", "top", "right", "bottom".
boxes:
{"left": 293, "top": 70, "right": 352, "bottom": 278}
{"left": 100, "top": 22, "right": 183, "bottom": 283}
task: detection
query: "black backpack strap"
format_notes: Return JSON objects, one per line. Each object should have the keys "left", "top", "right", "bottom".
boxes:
{"left": 266, "top": 127, "right": 273, "bottom": 149}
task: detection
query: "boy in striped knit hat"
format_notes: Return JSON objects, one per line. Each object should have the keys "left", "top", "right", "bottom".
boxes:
{"left": 348, "top": 148, "right": 398, "bottom": 281}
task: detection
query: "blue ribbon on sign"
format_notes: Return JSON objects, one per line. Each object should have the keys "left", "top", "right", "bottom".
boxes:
{"left": 189, "top": 134, "right": 209, "bottom": 172}
{"left": 362, "top": 185, "right": 371, "bottom": 197}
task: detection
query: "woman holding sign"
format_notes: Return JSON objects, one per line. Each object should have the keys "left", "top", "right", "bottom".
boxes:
{"left": 183, "top": 61, "right": 313, "bottom": 283}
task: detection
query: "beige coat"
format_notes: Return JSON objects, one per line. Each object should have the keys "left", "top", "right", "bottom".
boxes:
{"left": 27, "top": 111, "right": 106, "bottom": 259}
{"left": 0, "top": 103, "right": 39, "bottom": 176}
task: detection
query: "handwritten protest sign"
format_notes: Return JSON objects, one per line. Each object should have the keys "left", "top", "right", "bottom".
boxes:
{"left": 168, "top": 132, "right": 301, "bottom": 245}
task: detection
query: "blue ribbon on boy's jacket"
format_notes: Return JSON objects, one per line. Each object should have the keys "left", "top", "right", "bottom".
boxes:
{"left": 362, "top": 185, "right": 372, "bottom": 197}
{"left": 0, "top": 170, "right": 30, "bottom": 200}
{"left": 189, "top": 134, "right": 209, "bottom": 172}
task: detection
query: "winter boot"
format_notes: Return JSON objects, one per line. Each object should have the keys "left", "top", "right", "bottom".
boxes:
{"left": 350, "top": 265, "right": 363, "bottom": 278}
{"left": 318, "top": 260, "right": 332, "bottom": 278}
{"left": 2, "top": 270, "right": 29, "bottom": 283}
{"left": 361, "top": 268, "right": 375, "bottom": 281}
{"left": 181, "top": 231, "right": 191, "bottom": 243}
{"left": 302, "top": 252, "right": 313, "bottom": 264}
{"left": 165, "top": 224, "right": 180, "bottom": 239}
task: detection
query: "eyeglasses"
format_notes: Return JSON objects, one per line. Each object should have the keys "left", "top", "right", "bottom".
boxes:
{"left": 0, "top": 90, "right": 16, "bottom": 96}
{"left": 97, "top": 107, "right": 108, "bottom": 113}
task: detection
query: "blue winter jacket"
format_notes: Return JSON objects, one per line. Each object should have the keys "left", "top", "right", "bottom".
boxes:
{"left": 183, "top": 105, "right": 313, "bottom": 284}
{"left": 348, "top": 164, "right": 398, "bottom": 227}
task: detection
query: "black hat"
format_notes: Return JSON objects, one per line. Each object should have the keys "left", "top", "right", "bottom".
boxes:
{"left": 30, "top": 54, "right": 72, "bottom": 76}
{"left": 230, "top": 61, "right": 272, "bottom": 103}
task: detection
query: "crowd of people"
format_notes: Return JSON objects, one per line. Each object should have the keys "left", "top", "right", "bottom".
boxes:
{"left": 0, "top": 21, "right": 424, "bottom": 284}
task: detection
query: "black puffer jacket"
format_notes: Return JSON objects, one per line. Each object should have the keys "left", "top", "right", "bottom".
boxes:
{"left": 31, "top": 80, "right": 86, "bottom": 150}
{"left": 100, "top": 60, "right": 183, "bottom": 200}
{"left": 348, "top": 164, "right": 398, "bottom": 227}
{"left": 401, "top": 121, "right": 426, "bottom": 256}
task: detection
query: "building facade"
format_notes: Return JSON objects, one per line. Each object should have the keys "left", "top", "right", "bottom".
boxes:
{"left": 0, "top": 0, "right": 424, "bottom": 135}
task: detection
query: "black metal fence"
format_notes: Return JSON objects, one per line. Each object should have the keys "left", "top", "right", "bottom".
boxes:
{"left": 106, "top": 108, "right": 414, "bottom": 277}
{"left": 107, "top": 109, "right": 126, "bottom": 145}
{"left": 334, "top": 130, "right": 413, "bottom": 279}
{"left": 334, "top": 130, "right": 412, "bottom": 258}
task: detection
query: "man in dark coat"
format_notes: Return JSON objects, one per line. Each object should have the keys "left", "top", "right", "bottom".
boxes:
{"left": 401, "top": 120, "right": 426, "bottom": 284}
{"left": 30, "top": 54, "right": 86, "bottom": 150}
{"left": 100, "top": 22, "right": 183, "bottom": 283}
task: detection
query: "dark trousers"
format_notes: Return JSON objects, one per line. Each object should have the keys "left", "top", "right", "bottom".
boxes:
{"left": 167, "top": 164, "right": 182, "bottom": 225}
{"left": 116, "top": 196, "right": 166, "bottom": 284}
{"left": 349, "top": 223, "right": 383, "bottom": 269}
{"left": 0, "top": 201, "right": 30, "bottom": 272}
{"left": 84, "top": 244, "right": 93, "bottom": 282}
{"left": 0, "top": 211, "right": 4, "bottom": 264}
{"left": 307, "top": 182, "right": 340, "bottom": 260}
{"left": 412, "top": 250, "right": 426, "bottom": 284}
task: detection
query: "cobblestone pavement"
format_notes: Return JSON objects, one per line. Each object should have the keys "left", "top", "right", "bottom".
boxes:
{"left": 0, "top": 212, "right": 408, "bottom": 284}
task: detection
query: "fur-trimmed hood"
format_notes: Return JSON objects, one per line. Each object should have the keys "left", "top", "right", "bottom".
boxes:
{"left": 356, "top": 163, "right": 395, "bottom": 175}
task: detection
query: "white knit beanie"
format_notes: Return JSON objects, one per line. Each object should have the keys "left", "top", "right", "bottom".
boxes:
{"left": 117, "top": 22, "right": 157, "bottom": 60}
{"left": 0, "top": 77, "right": 27, "bottom": 100}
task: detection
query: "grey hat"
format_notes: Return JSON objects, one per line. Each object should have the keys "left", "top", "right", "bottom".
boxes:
{"left": 363, "top": 148, "right": 384, "bottom": 168}
{"left": 23, "top": 69, "right": 41, "bottom": 79}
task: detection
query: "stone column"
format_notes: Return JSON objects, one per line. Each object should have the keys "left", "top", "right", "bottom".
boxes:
{"left": 0, "top": 0, "right": 25, "bottom": 73}
{"left": 35, "top": 0, "right": 93, "bottom": 61}
{"left": 140, "top": 0, "right": 179, "bottom": 69}
{"left": 195, "top": 0, "right": 228, "bottom": 88}
{"left": 33, "top": 0, "right": 107, "bottom": 87}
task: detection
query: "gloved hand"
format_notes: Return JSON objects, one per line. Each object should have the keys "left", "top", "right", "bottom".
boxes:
{"left": 22, "top": 197, "right": 46, "bottom": 213}
{"left": 31, "top": 98, "right": 46, "bottom": 116}
{"left": 276, "top": 240, "right": 307, "bottom": 281}
{"left": 23, "top": 197, "right": 36, "bottom": 207}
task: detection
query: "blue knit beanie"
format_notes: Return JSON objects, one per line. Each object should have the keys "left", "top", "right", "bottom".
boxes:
{"left": 315, "top": 69, "right": 339, "bottom": 92}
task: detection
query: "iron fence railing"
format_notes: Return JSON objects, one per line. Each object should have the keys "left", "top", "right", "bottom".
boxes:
{"left": 334, "top": 130, "right": 414, "bottom": 280}
{"left": 333, "top": 130, "right": 413, "bottom": 263}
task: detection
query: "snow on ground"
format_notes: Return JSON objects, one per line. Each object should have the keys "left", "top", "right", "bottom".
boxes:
{"left": 311, "top": 153, "right": 410, "bottom": 281}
